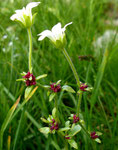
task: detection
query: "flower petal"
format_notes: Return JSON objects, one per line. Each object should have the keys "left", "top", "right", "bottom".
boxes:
{"left": 62, "top": 22, "right": 73, "bottom": 32}
{"left": 38, "top": 30, "right": 54, "bottom": 41}
{"left": 26, "top": 2, "right": 41, "bottom": 10}
{"left": 51, "top": 23, "right": 62, "bottom": 33}
{"left": 10, "top": 14, "right": 18, "bottom": 21}
{"left": 51, "top": 23, "right": 62, "bottom": 40}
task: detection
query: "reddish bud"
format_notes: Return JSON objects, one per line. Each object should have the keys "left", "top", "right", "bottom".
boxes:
{"left": 65, "top": 135, "right": 71, "bottom": 139}
{"left": 54, "top": 123, "right": 59, "bottom": 130}
{"left": 50, "top": 125, "right": 55, "bottom": 131}
{"left": 50, "top": 83, "right": 61, "bottom": 93}
{"left": 73, "top": 114, "right": 80, "bottom": 123}
{"left": 23, "top": 72, "right": 36, "bottom": 86}
{"left": 90, "top": 132, "right": 99, "bottom": 139}
{"left": 52, "top": 119, "right": 55, "bottom": 124}
{"left": 80, "top": 83, "right": 88, "bottom": 91}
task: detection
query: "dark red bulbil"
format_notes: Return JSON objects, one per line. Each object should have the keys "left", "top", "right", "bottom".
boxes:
{"left": 23, "top": 72, "right": 36, "bottom": 86}
{"left": 73, "top": 114, "right": 80, "bottom": 123}
{"left": 90, "top": 132, "right": 99, "bottom": 139}
{"left": 65, "top": 135, "right": 71, "bottom": 140}
{"left": 50, "top": 83, "right": 61, "bottom": 93}
{"left": 80, "top": 83, "right": 88, "bottom": 91}
{"left": 50, "top": 125, "right": 55, "bottom": 131}
{"left": 54, "top": 123, "right": 59, "bottom": 130}
{"left": 50, "top": 119, "right": 59, "bottom": 131}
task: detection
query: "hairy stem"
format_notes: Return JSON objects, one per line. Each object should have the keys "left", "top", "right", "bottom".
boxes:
{"left": 77, "top": 92, "right": 83, "bottom": 116}
{"left": 62, "top": 48, "right": 80, "bottom": 87}
{"left": 27, "top": 28, "right": 33, "bottom": 73}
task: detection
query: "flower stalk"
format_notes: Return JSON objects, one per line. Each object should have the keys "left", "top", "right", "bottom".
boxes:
{"left": 62, "top": 48, "right": 80, "bottom": 87}
{"left": 62, "top": 48, "right": 82, "bottom": 118}
{"left": 77, "top": 92, "right": 83, "bottom": 116}
{"left": 27, "top": 28, "right": 33, "bottom": 73}
{"left": 55, "top": 95, "right": 59, "bottom": 123}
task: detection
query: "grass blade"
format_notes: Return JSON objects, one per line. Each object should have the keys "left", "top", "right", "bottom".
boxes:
{"left": 0, "top": 96, "right": 20, "bottom": 150}
{"left": 90, "top": 49, "right": 109, "bottom": 116}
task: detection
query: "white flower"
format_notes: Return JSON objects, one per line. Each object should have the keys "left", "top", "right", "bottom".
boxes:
{"left": 2, "top": 34, "right": 8, "bottom": 39}
{"left": 9, "top": 41, "right": 13, "bottom": 46}
{"left": 38, "top": 22, "right": 72, "bottom": 49}
{"left": 10, "top": 2, "right": 40, "bottom": 28}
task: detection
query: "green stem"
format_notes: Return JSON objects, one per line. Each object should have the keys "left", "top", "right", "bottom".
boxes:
{"left": 27, "top": 28, "right": 33, "bottom": 73}
{"left": 65, "top": 141, "right": 68, "bottom": 150}
{"left": 77, "top": 92, "right": 83, "bottom": 116}
{"left": 55, "top": 95, "right": 59, "bottom": 122}
{"left": 0, "top": 132, "right": 3, "bottom": 150}
{"left": 62, "top": 48, "right": 80, "bottom": 87}
{"left": 62, "top": 48, "right": 82, "bottom": 117}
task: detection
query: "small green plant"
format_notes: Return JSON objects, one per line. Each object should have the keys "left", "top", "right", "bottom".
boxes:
{"left": 0, "top": 1, "right": 104, "bottom": 150}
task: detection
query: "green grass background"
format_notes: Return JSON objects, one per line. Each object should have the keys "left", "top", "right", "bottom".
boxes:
{"left": 0, "top": 0, "right": 118, "bottom": 149}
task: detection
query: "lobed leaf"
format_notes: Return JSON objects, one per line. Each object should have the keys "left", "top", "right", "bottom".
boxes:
{"left": 62, "top": 85, "right": 76, "bottom": 93}
{"left": 68, "top": 124, "right": 81, "bottom": 137}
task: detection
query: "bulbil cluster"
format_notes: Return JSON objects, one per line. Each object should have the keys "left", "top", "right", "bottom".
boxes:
{"left": 80, "top": 83, "right": 88, "bottom": 91}
{"left": 50, "top": 119, "right": 59, "bottom": 131}
{"left": 23, "top": 72, "right": 36, "bottom": 86}
{"left": 50, "top": 83, "right": 61, "bottom": 93}
{"left": 90, "top": 132, "right": 99, "bottom": 139}
{"left": 73, "top": 114, "right": 80, "bottom": 123}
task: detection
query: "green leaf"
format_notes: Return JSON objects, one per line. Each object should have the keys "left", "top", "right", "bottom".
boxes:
{"left": 56, "top": 80, "right": 61, "bottom": 85}
{"left": 40, "top": 117, "right": 49, "bottom": 123}
{"left": 36, "top": 74, "right": 47, "bottom": 80}
{"left": 32, "top": 13, "right": 37, "bottom": 25}
{"left": 52, "top": 107, "right": 56, "bottom": 118}
{"left": 0, "top": 96, "right": 20, "bottom": 150}
{"left": 62, "top": 85, "right": 76, "bottom": 93}
{"left": 49, "top": 93, "right": 56, "bottom": 102}
{"left": 20, "top": 72, "right": 27, "bottom": 76}
{"left": 65, "top": 121, "right": 70, "bottom": 127}
{"left": 68, "top": 125, "right": 81, "bottom": 137}
{"left": 58, "top": 127, "right": 70, "bottom": 132}
{"left": 96, "top": 131, "right": 102, "bottom": 136}
{"left": 39, "top": 127, "right": 50, "bottom": 135}
{"left": 16, "top": 78, "right": 25, "bottom": 82}
{"left": 47, "top": 91, "right": 51, "bottom": 96}
{"left": 11, "top": 86, "right": 38, "bottom": 121}
{"left": 42, "top": 85, "right": 50, "bottom": 88}
{"left": 25, "top": 86, "right": 33, "bottom": 99}
{"left": 68, "top": 139, "right": 78, "bottom": 149}
{"left": 95, "top": 138, "right": 101, "bottom": 143}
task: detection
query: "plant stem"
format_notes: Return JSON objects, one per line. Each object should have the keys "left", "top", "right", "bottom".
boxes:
{"left": 77, "top": 92, "right": 83, "bottom": 116}
{"left": 62, "top": 48, "right": 80, "bottom": 87}
{"left": 65, "top": 141, "right": 68, "bottom": 150}
{"left": 55, "top": 95, "right": 59, "bottom": 122}
{"left": 27, "top": 28, "right": 33, "bottom": 73}
{"left": 62, "top": 48, "right": 82, "bottom": 117}
{"left": 0, "top": 132, "right": 3, "bottom": 150}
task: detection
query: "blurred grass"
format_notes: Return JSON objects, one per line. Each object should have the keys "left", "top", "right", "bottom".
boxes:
{"left": 0, "top": 0, "right": 118, "bottom": 149}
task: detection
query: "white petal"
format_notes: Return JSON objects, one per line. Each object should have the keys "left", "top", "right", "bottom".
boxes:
{"left": 38, "top": 30, "right": 54, "bottom": 41}
{"left": 26, "top": 2, "right": 40, "bottom": 10}
{"left": 10, "top": 14, "right": 18, "bottom": 20}
{"left": 51, "top": 22, "right": 62, "bottom": 33}
{"left": 62, "top": 22, "right": 73, "bottom": 32}
{"left": 51, "top": 23, "right": 62, "bottom": 40}
{"left": 64, "top": 22, "right": 73, "bottom": 28}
